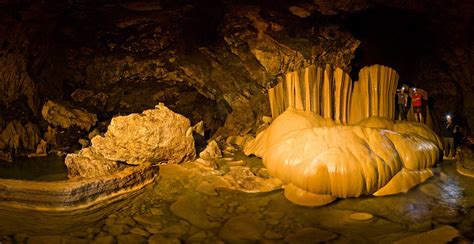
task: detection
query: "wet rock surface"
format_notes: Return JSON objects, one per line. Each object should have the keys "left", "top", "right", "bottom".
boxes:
{"left": 0, "top": 148, "right": 473, "bottom": 242}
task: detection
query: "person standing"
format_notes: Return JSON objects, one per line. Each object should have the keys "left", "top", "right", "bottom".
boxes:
{"left": 443, "top": 115, "right": 459, "bottom": 159}
{"left": 411, "top": 89, "right": 423, "bottom": 123}
{"left": 397, "top": 87, "right": 409, "bottom": 121}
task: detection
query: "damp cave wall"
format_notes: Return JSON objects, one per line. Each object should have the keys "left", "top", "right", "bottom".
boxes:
{"left": 0, "top": 0, "right": 473, "bottom": 153}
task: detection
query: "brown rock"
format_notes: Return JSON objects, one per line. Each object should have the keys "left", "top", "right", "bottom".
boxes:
{"left": 284, "top": 227, "right": 338, "bottom": 243}
{"left": 41, "top": 100, "right": 97, "bottom": 131}
{"left": 116, "top": 234, "right": 147, "bottom": 244}
{"left": 170, "top": 194, "right": 219, "bottom": 229}
{"left": 393, "top": 225, "right": 461, "bottom": 244}
{"left": 199, "top": 140, "right": 222, "bottom": 159}
{"left": 91, "top": 235, "right": 115, "bottom": 244}
{"left": 106, "top": 224, "right": 130, "bottom": 236}
{"left": 148, "top": 234, "right": 180, "bottom": 244}
{"left": 218, "top": 214, "right": 266, "bottom": 242}
{"left": 65, "top": 148, "right": 119, "bottom": 178}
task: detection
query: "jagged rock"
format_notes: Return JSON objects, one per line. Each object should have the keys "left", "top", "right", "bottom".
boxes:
{"left": 41, "top": 100, "right": 97, "bottom": 131}
{"left": 0, "top": 52, "right": 39, "bottom": 116}
{"left": 219, "top": 214, "right": 266, "bottom": 242}
{"left": 65, "top": 148, "right": 119, "bottom": 178}
{"left": 192, "top": 121, "right": 205, "bottom": 136}
{"left": 91, "top": 103, "right": 195, "bottom": 164}
{"left": 199, "top": 140, "right": 222, "bottom": 159}
{"left": 0, "top": 121, "right": 40, "bottom": 152}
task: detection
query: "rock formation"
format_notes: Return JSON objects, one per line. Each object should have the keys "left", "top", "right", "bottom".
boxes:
{"left": 0, "top": 121, "right": 41, "bottom": 154}
{"left": 91, "top": 103, "right": 195, "bottom": 165}
{"left": 245, "top": 108, "right": 440, "bottom": 206}
{"left": 41, "top": 100, "right": 97, "bottom": 131}
{"left": 268, "top": 64, "right": 400, "bottom": 126}
{"left": 65, "top": 103, "right": 195, "bottom": 178}
{"left": 65, "top": 148, "right": 119, "bottom": 178}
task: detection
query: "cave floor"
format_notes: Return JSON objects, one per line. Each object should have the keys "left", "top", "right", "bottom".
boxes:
{"left": 1, "top": 151, "right": 474, "bottom": 243}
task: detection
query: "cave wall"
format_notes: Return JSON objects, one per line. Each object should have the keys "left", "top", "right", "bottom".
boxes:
{"left": 0, "top": 0, "right": 360, "bottom": 153}
{"left": 0, "top": 0, "right": 472, "bottom": 154}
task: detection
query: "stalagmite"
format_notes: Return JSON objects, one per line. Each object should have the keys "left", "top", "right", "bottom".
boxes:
{"left": 267, "top": 64, "right": 353, "bottom": 124}
{"left": 350, "top": 65, "right": 399, "bottom": 123}
{"left": 322, "top": 64, "right": 333, "bottom": 119}
{"left": 258, "top": 64, "right": 439, "bottom": 206}
{"left": 244, "top": 107, "right": 440, "bottom": 206}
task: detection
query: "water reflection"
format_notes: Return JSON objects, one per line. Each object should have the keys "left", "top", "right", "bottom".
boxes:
{"left": 0, "top": 155, "right": 67, "bottom": 181}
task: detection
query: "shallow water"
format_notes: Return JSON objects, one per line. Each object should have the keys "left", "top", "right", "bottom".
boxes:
{"left": 0, "top": 155, "right": 473, "bottom": 243}
{"left": 0, "top": 155, "right": 67, "bottom": 181}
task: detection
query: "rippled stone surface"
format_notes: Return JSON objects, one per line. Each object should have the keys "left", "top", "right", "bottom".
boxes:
{"left": 0, "top": 148, "right": 472, "bottom": 242}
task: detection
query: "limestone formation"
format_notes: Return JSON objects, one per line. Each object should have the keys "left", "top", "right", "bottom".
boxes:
{"left": 199, "top": 140, "right": 222, "bottom": 160}
{"left": 268, "top": 64, "right": 352, "bottom": 124}
{"left": 350, "top": 65, "right": 399, "bottom": 124}
{"left": 245, "top": 108, "right": 440, "bottom": 206}
{"left": 41, "top": 100, "right": 97, "bottom": 131}
{"left": 65, "top": 148, "right": 119, "bottom": 178}
{"left": 268, "top": 64, "right": 399, "bottom": 125}
{"left": 91, "top": 103, "right": 195, "bottom": 164}
{"left": 0, "top": 121, "right": 41, "bottom": 153}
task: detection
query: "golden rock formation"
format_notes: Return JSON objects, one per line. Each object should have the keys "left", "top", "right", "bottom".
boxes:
{"left": 244, "top": 108, "right": 440, "bottom": 206}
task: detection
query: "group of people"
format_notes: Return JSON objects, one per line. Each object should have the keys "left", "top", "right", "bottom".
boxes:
{"left": 396, "top": 85, "right": 469, "bottom": 159}
{"left": 396, "top": 86, "right": 425, "bottom": 123}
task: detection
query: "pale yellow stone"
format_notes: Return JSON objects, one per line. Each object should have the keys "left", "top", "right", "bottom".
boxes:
{"left": 284, "top": 183, "right": 336, "bottom": 207}
{"left": 349, "top": 212, "right": 374, "bottom": 221}
{"left": 245, "top": 107, "right": 440, "bottom": 206}
{"left": 373, "top": 168, "right": 433, "bottom": 196}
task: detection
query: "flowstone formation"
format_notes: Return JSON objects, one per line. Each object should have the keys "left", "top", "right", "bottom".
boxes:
{"left": 245, "top": 64, "right": 441, "bottom": 207}
{"left": 245, "top": 108, "right": 440, "bottom": 206}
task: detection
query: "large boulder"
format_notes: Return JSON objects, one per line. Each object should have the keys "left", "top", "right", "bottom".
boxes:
{"left": 91, "top": 103, "right": 195, "bottom": 164}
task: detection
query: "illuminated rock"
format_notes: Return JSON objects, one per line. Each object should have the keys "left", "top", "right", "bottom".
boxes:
{"left": 199, "top": 140, "right": 222, "bottom": 160}
{"left": 65, "top": 148, "right": 119, "bottom": 178}
{"left": 244, "top": 108, "right": 334, "bottom": 157}
{"left": 349, "top": 65, "right": 399, "bottom": 124}
{"left": 245, "top": 108, "right": 440, "bottom": 206}
{"left": 373, "top": 168, "right": 433, "bottom": 196}
{"left": 284, "top": 183, "right": 337, "bottom": 207}
{"left": 41, "top": 100, "right": 97, "bottom": 131}
{"left": 91, "top": 103, "right": 195, "bottom": 165}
